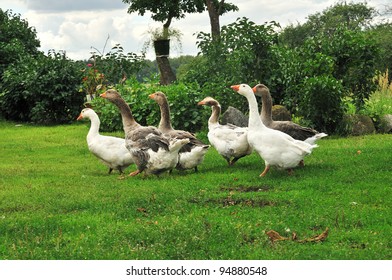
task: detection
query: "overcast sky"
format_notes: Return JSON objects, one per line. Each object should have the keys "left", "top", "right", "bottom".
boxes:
{"left": 1, "top": 0, "right": 390, "bottom": 61}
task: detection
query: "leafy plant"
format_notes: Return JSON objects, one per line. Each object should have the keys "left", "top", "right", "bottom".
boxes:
{"left": 79, "top": 63, "right": 106, "bottom": 102}
{"left": 299, "top": 75, "right": 345, "bottom": 134}
{"left": 0, "top": 9, "right": 40, "bottom": 77}
{"left": 90, "top": 77, "right": 207, "bottom": 133}
{"left": 89, "top": 43, "right": 146, "bottom": 86}
{"left": 183, "top": 18, "right": 279, "bottom": 112}
{"left": 0, "top": 51, "right": 84, "bottom": 124}
{"left": 142, "top": 26, "right": 183, "bottom": 53}
{"left": 361, "top": 70, "right": 392, "bottom": 127}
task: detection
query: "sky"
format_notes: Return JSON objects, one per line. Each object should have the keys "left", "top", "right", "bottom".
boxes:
{"left": 1, "top": 0, "right": 390, "bottom": 61}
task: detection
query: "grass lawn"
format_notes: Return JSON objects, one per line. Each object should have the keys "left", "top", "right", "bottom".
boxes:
{"left": 0, "top": 120, "right": 391, "bottom": 260}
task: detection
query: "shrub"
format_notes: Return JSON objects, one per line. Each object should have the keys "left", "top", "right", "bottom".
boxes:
{"left": 360, "top": 70, "right": 392, "bottom": 128}
{"left": 0, "top": 9, "right": 40, "bottom": 77}
{"left": 299, "top": 75, "right": 345, "bottom": 134}
{"left": 89, "top": 44, "right": 146, "bottom": 85}
{"left": 0, "top": 51, "right": 84, "bottom": 124}
{"left": 182, "top": 18, "right": 279, "bottom": 112}
{"left": 90, "top": 77, "right": 207, "bottom": 133}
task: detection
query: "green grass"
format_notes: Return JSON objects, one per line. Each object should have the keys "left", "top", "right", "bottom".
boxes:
{"left": 0, "top": 120, "right": 391, "bottom": 260}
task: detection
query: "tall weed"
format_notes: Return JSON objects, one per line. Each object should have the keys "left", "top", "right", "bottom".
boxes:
{"left": 361, "top": 70, "right": 392, "bottom": 126}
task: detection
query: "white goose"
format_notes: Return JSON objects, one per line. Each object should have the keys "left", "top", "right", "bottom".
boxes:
{"left": 77, "top": 108, "right": 134, "bottom": 174}
{"left": 149, "top": 91, "right": 210, "bottom": 172}
{"left": 197, "top": 97, "right": 252, "bottom": 165}
{"left": 231, "top": 84, "right": 318, "bottom": 176}
{"left": 100, "top": 89, "right": 189, "bottom": 176}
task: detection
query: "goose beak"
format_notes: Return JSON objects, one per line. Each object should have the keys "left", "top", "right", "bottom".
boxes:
{"left": 252, "top": 86, "right": 257, "bottom": 93}
{"left": 100, "top": 92, "right": 107, "bottom": 98}
{"left": 231, "top": 85, "right": 240, "bottom": 91}
{"left": 197, "top": 100, "right": 205, "bottom": 106}
{"left": 148, "top": 93, "right": 155, "bottom": 99}
{"left": 76, "top": 114, "right": 83, "bottom": 121}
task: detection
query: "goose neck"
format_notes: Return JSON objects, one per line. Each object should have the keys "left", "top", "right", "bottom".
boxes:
{"left": 209, "top": 104, "right": 221, "bottom": 125}
{"left": 247, "top": 93, "right": 266, "bottom": 130}
{"left": 111, "top": 97, "right": 139, "bottom": 132}
{"left": 157, "top": 99, "right": 173, "bottom": 132}
{"left": 260, "top": 91, "right": 273, "bottom": 125}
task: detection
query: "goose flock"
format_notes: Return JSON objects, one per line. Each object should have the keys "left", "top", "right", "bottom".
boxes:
{"left": 78, "top": 83, "right": 327, "bottom": 177}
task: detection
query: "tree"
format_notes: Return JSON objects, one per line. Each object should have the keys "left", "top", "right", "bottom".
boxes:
{"left": 279, "top": 1, "right": 376, "bottom": 47}
{"left": 122, "top": 0, "right": 238, "bottom": 84}
{"left": 122, "top": 0, "right": 205, "bottom": 84}
{"left": 204, "top": 0, "right": 238, "bottom": 40}
{"left": 0, "top": 9, "right": 41, "bottom": 77}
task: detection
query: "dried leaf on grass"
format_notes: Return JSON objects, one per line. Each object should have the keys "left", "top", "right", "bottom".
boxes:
{"left": 298, "top": 227, "right": 329, "bottom": 243}
{"left": 266, "top": 230, "right": 290, "bottom": 242}
{"left": 266, "top": 227, "right": 329, "bottom": 243}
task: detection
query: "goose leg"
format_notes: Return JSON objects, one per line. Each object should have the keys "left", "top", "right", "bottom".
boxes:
{"left": 128, "top": 169, "right": 141, "bottom": 177}
{"left": 230, "top": 157, "right": 239, "bottom": 166}
{"left": 108, "top": 168, "right": 113, "bottom": 174}
{"left": 287, "top": 168, "right": 294, "bottom": 176}
{"left": 259, "top": 165, "right": 270, "bottom": 177}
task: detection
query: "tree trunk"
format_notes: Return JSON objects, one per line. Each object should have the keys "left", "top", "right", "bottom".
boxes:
{"left": 154, "top": 16, "right": 176, "bottom": 85}
{"left": 156, "top": 56, "right": 176, "bottom": 85}
{"left": 205, "top": 0, "right": 222, "bottom": 40}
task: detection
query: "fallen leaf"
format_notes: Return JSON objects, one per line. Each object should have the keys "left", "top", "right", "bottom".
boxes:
{"left": 266, "top": 230, "right": 290, "bottom": 242}
{"left": 137, "top": 207, "right": 147, "bottom": 213}
{"left": 266, "top": 227, "right": 329, "bottom": 243}
{"left": 298, "top": 227, "right": 329, "bottom": 243}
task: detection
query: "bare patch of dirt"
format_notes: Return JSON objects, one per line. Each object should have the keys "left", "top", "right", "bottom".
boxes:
{"left": 207, "top": 197, "right": 274, "bottom": 208}
{"left": 220, "top": 185, "right": 273, "bottom": 193}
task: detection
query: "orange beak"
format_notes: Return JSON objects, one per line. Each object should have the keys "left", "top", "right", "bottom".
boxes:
{"left": 148, "top": 93, "right": 155, "bottom": 99}
{"left": 100, "top": 92, "right": 107, "bottom": 98}
{"left": 231, "top": 85, "right": 240, "bottom": 91}
{"left": 197, "top": 100, "right": 205, "bottom": 106}
{"left": 252, "top": 86, "right": 257, "bottom": 93}
{"left": 76, "top": 114, "right": 83, "bottom": 121}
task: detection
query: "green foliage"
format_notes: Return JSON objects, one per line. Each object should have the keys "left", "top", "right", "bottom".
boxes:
{"left": 0, "top": 51, "right": 84, "bottom": 124}
{"left": 299, "top": 75, "right": 345, "bottom": 134}
{"left": 325, "top": 26, "right": 378, "bottom": 110}
{"left": 182, "top": 18, "right": 279, "bottom": 112}
{"left": 122, "top": 0, "right": 205, "bottom": 23}
{"left": 79, "top": 63, "right": 106, "bottom": 100}
{"left": 360, "top": 71, "right": 392, "bottom": 127}
{"left": 89, "top": 44, "right": 146, "bottom": 85}
{"left": 279, "top": 1, "right": 376, "bottom": 48}
{"left": 0, "top": 9, "right": 40, "bottom": 76}
{"left": 368, "top": 23, "right": 392, "bottom": 76}
{"left": 90, "top": 77, "right": 206, "bottom": 133}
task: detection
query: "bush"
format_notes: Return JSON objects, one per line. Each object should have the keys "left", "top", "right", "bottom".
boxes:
{"left": 90, "top": 77, "right": 207, "bottom": 133}
{"left": 88, "top": 44, "right": 146, "bottom": 85}
{"left": 0, "top": 9, "right": 40, "bottom": 77}
{"left": 360, "top": 70, "right": 392, "bottom": 129}
{"left": 0, "top": 51, "right": 84, "bottom": 124}
{"left": 299, "top": 75, "right": 345, "bottom": 134}
{"left": 182, "top": 18, "right": 279, "bottom": 112}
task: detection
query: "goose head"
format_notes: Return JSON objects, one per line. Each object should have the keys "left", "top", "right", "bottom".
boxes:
{"left": 230, "top": 84, "right": 254, "bottom": 97}
{"left": 100, "top": 89, "right": 121, "bottom": 100}
{"left": 148, "top": 91, "right": 167, "bottom": 103}
{"left": 197, "top": 97, "right": 220, "bottom": 107}
{"left": 252, "top": 84, "right": 270, "bottom": 98}
{"left": 77, "top": 108, "right": 95, "bottom": 121}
